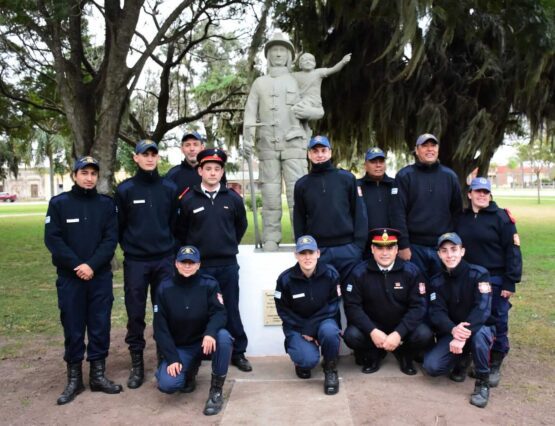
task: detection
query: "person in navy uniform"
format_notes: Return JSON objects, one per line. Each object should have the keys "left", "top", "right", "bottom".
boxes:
{"left": 154, "top": 245, "right": 233, "bottom": 416}
{"left": 114, "top": 140, "right": 179, "bottom": 389}
{"left": 456, "top": 177, "right": 522, "bottom": 387}
{"left": 293, "top": 135, "right": 367, "bottom": 284}
{"left": 45, "top": 156, "right": 122, "bottom": 405}
{"left": 165, "top": 131, "right": 205, "bottom": 199}
{"left": 343, "top": 228, "right": 432, "bottom": 375}
{"left": 274, "top": 235, "right": 342, "bottom": 395}
{"left": 357, "top": 147, "right": 395, "bottom": 258}
{"left": 390, "top": 133, "right": 462, "bottom": 279}
{"left": 423, "top": 232, "right": 493, "bottom": 408}
{"left": 175, "top": 148, "right": 251, "bottom": 373}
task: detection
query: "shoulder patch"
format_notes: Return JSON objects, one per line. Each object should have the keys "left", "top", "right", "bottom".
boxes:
{"left": 45, "top": 215, "right": 51, "bottom": 224}
{"left": 419, "top": 282, "right": 426, "bottom": 295}
{"left": 153, "top": 304, "right": 158, "bottom": 313}
{"left": 337, "top": 284, "right": 342, "bottom": 297}
{"left": 346, "top": 284, "right": 353, "bottom": 292}
{"left": 513, "top": 234, "right": 521, "bottom": 247}
{"left": 430, "top": 292, "right": 436, "bottom": 301}
{"left": 217, "top": 292, "right": 224, "bottom": 305}
{"left": 274, "top": 290, "right": 282, "bottom": 299}
{"left": 504, "top": 208, "right": 516, "bottom": 224}
{"left": 478, "top": 282, "right": 491, "bottom": 294}
{"left": 357, "top": 186, "right": 363, "bottom": 197}
{"left": 391, "top": 187, "right": 398, "bottom": 195}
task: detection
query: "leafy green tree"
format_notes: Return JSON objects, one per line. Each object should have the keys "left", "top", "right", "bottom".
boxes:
{"left": 517, "top": 134, "right": 555, "bottom": 203}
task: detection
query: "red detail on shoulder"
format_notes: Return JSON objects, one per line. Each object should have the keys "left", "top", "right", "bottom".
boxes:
{"left": 504, "top": 208, "right": 516, "bottom": 224}
{"left": 178, "top": 187, "right": 190, "bottom": 200}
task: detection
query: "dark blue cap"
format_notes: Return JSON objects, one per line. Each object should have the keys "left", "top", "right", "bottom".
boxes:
{"left": 416, "top": 133, "right": 439, "bottom": 146}
{"left": 197, "top": 148, "right": 227, "bottom": 166}
{"left": 365, "top": 147, "right": 386, "bottom": 161}
{"left": 469, "top": 177, "right": 491, "bottom": 192}
{"left": 295, "top": 235, "right": 318, "bottom": 253}
{"left": 176, "top": 245, "right": 201, "bottom": 263}
{"left": 135, "top": 139, "right": 159, "bottom": 154}
{"left": 181, "top": 131, "right": 203, "bottom": 142}
{"left": 73, "top": 156, "right": 99, "bottom": 172}
{"left": 437, "top": 232, "right": 462, "bottom": 248}
{"left": 308, "top": 135, "right": 331, "bottom": 149}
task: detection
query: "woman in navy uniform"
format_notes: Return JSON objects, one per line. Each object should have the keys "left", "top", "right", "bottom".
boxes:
{"left": 274, "top": 235, "right": 342, "bottom": 395}
{"left": 45, "top": 156, "right": 122, "bottom": 405}
{"left": 154, "top": 245, "right": 233, "bottom": 416}
{"left": 456, "top": 177, "right": 522, "bottom": 387}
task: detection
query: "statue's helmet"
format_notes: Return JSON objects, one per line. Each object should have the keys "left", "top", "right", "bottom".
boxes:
{"left": 264, "top": 32, "right": 295, "bottom": 60}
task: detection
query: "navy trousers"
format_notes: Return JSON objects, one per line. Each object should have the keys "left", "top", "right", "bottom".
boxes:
{"left": 283, "top": 319, "right": 341, "bottom": 369}
{"left": 124, "top": 255, "right": 174, "bottom": 352}
{"left": 201, "top": 264, "right": 248, "bottom": 357}
{"left": 319, "top": 242, "right": 362, "bottom": 285}
{"left": 156, "top": 329, "right": 233, "bottom": 394}
{"left": 490, "top": 276, "right": 511, "bottom": 354}
{"left": 56, "top": 272, "right": 113, "bottom": 363}
{"left": 343, "top": 323, "right": 433, "bottom": 361}
{"left": 423, "top": 326, "right": 493, "bottom": 376}
{"left": 410, "top": 243, "right": 442, "bottom": 280}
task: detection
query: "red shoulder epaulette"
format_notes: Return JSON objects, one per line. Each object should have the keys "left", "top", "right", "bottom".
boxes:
{"left": 504, "top": 208, "right": 516, "bottom": 224}
{"left": 178, "top": 187, "right": 190, "bottom": 201}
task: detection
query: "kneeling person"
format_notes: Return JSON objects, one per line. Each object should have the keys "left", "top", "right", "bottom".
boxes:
{"left": 154, "top": 246, "right": 233, "bottom": 416}
{"left": 344, "top": 228, "right": 433, "bottom": 375}
{"left": 274, "top": 236, "right": 342, "bottom": 395}
{"left": 423, "top": 233, "right": 493, "bottom": 408}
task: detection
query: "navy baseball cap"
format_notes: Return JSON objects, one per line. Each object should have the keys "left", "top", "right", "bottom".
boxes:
{"left": 197, "top": 148, "right": 227, "bottom": 167}
{"left": 181, "top": 131, "right": 203, "bottom": 142}
{"left": 73, "top": 156, "right": 99, "bottom": 172}
{"left": 135, "top": 139, "right": 159, "bottom": 154}
{"left": 416, "top": 133, "right": 439, "bottom": 146}
{"left": 437, "top": 232, "right": 462, "bottom": 248}
{"left": 176, "top": 245, "right": 201, "bottom": 263}
{"left": 365, "top": 147, "right": 386, "bottom": 161}
{"left": 295, "top": 235, "right": 318, "bottom": 253}
{"left": 308, "top": 135, "right": 331, "bottom": 149}
{"left": 469, "top": 177, "right": 491, "bottom": 192}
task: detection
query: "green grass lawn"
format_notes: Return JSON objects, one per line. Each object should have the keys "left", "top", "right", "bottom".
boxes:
{"left": 1, "top": 197, "right": 553, "bottom": 359}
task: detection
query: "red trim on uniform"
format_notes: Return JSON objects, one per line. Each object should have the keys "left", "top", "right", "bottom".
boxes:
{"left": 178, "top": 187, "right": 190, "bottom": 200}
{"left": 504, "top": 208, "right": 516, "bottom": 224}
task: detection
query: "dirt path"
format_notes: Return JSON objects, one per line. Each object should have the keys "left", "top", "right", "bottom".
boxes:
{"left": 1, "top": 328, "right": 554, "bottom": 425}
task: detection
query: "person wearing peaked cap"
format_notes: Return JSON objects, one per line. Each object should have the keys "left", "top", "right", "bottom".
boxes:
{"left": 357, "top": 147, "right": 395, "bottom": 258}
{"left": 455, "top": 177, "right": 522, "bottom": 388}
{"left": 166, "top": 131, "right": 205, "bottom": 199}
{"left": 274, "top": 236, "right": 342, "bottom": 395}
{"left": 153, "top": 245, "right": 233, "bottom": 416}
{"left": 293, "top": 135, "right": 368, "bottom": 284}
{"left": 175, "top": 147, "right": 251, "bottom": 373}
{"left": 242, "top": 31, "right": 323, "bottom": 252}
{"left": 390, "top": 133, "right": 462, "bottom": 280}
{"left": 114, "top": 139, "right": 179, "bottom": 390}
{"left": 45, "top": 156, "right": 122, "bottom": 405}
{"left": 423, "top": 232, "right": 494, "bottom": 408}
{"left": 343, "top": 228, "right": 433, "bottom": 376}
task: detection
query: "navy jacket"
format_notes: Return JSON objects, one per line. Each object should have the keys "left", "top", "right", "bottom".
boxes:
{"left": 391, "top": 161, "right": 462, "bottom": 249}
{"left": 293, "top": 160, "right": 368, "bottom": 249}
{"left": 45, "top": 185, "right": 118, "bottom": 278}
{"left": 344, "top": 257, "right": 427, "bottom": 338}
{"left": 428, "top": 260, "right": 492, "bottom": 337}
{"left": 166, "top": 160, "right": 201, "bottom": 200}
{"left": 175, "top": 185, "right": 247, "bottom": 266}
{"left": 358, "top": 173, "right": 395, "bottom": 230}
{"left": 274, "top": 262, "right": 340, "bottom": 338}
{"left": 456, "top": 202, "right": 522, "bottom": 292}
{"left": 114, "top": 168, "right": 178, "bottom": 260}
{"left": 153, "top": 272, "right": 227, "bottom": 365}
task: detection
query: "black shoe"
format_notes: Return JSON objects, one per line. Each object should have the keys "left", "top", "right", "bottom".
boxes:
{"left": 489, "top": 351, "right": 504, "bottom": 388}
{"left": 323, "top": 360, "right": 339, "bottom": 395}
{"left": 449, "top": 352, "right": 471, "bottom": 382}
{"left": 470, "top": 373, "right": 490, "bottom": 408}
{"left": 89, "top": 359, "right": 123, "bottom": 394}
{"left": 354, "top": 350, "right": 367, "bottom": 366}
{"left": 203, "top": 374, "right": 226, "bottom": 416}
{"left": 57, "top": 362, "right": 85, "bottom": 405}
{"left": 231, "top": 355, "right": 252, "bottom": 372}
{"left": 362, "top": 358, "right": 380, "bottom": 374}
{"left": 295, "top": 366, "right": 311, "bottom": 379}
{"left": 181, "top": 362, "right": 200, "bottom": 393}
{"left": 400, "top": 358, "right": 417, "bottom": 376}
{"left": 127, "top": 351, "right": 144, "bottom": 389}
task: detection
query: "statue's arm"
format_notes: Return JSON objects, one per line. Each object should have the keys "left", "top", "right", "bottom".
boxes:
{"left": 323, "top": 53, "right": 352, "bottom": 77}
{"left": 242, "top": 82, "right": 259, "bottom": 154}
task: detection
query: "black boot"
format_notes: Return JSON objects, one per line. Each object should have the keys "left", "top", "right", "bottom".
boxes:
{"left": 203, "top": 374, "right": 226, "bottom": 416}
{"left": 470, "top": 372, "right": 490, "bottom": 408}
{"left": 322, "top": 359, "right": 339, "bottom": 395}
{"left": 450, "top": 352, "right": 471, "bottom": 382}
{"left": 57, "top": 362, "right": 85, "bottom": 405}
{"left": 181, "top": 361, "right": 200, "bottom": 393}
{"left": 489, "top": 351, "right": 504, "bottom": 388}
{"left": 89, "top": 359, "right": 123, "bottom": 394}
{"left": 127, "top": 351, "right": 144, "bottom": 389}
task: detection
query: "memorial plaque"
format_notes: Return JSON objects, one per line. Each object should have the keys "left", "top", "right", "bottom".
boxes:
{"left": 263, "top": 290, "right": 281, "bottom": 326}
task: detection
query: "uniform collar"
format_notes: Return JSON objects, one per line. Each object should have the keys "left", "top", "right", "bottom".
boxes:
{"left": 71, "top": 184, "right": 97, "bottom": 198}
{"left": 135, "top": 167, "right": 160, "bottom": 183}
{"left": 414, "top": 160, "right": 440, "bottom": 171}
{"left": 310, "top": 160, "right": 333, "bottom": 173}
